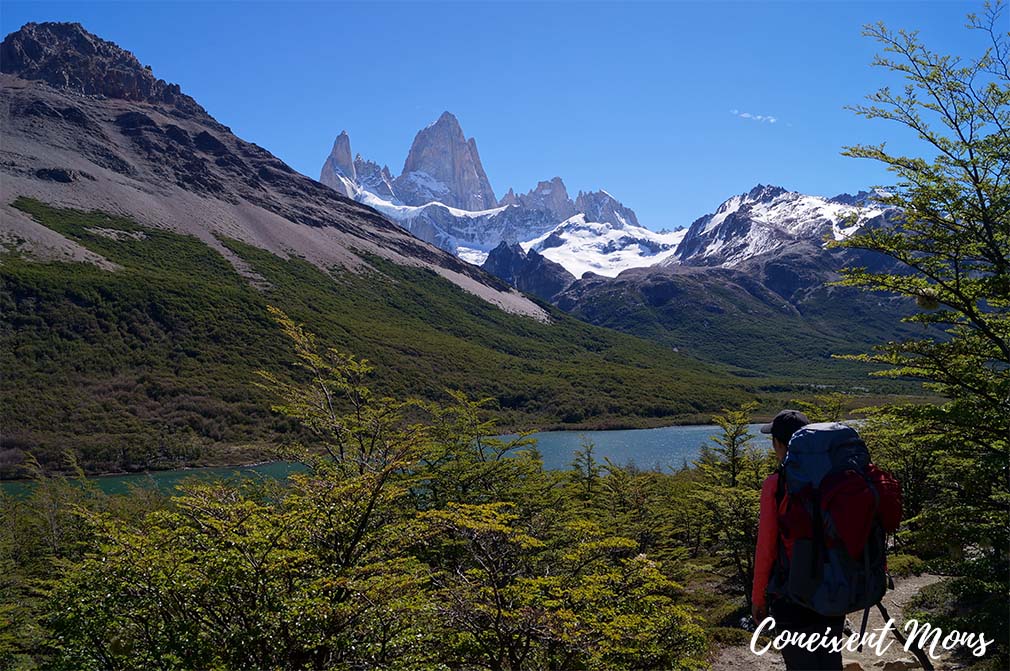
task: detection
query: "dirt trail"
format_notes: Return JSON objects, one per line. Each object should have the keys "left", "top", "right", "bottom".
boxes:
{"left": 711, "top": 574, "right": 963, "bottom": 671}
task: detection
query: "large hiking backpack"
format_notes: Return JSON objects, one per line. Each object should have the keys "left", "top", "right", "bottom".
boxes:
{"left": 769, "top": 422, "right": 902, "bottom": 618}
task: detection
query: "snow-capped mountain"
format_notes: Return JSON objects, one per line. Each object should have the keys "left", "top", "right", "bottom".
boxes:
{"left": 319, "top": 116, "right": 894, "bottom": 284}
{"left": 318, "top": 113, "right": 671, "bottom": 274}
{"left": 669, "top": 184, "right": 892, "bottom": 268}
{"left": 522, "top": 210, "right": 687, "bottom": 279}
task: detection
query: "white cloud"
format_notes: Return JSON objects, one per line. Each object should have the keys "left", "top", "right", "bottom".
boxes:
{"left": 730, "top": 109, "right": 778, "bottom": 124}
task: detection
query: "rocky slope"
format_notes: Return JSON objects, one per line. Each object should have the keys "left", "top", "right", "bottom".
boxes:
{"left": 1, "top": 22, "right": 763, "bottom": 475}
{"left": 0, "top": 22, "right": 545, "bottom": 320}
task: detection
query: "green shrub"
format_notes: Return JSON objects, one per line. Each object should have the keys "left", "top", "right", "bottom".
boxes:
{"left": 888, "top": 553, "right": 926, "bottom": 577}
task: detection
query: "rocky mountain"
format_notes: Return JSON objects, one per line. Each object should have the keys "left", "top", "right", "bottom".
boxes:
{"left": 0, "top": 21, "right": 205, "bottom": 116}
{"left": 555, "top": 239, "right": 919, "bottom": 382}
{"left": 499, "top": 177, "right": 577, "bottom": 222}
{"left": 522, "top": 207, "right": 687, "bottom": 279}
{"left": 392, "top": 111, "right": 497, "bottom": 211}
{"left": 481, "top": 241, "right": 575, "bottom": 302}
{"left": 669, "top": 184, "right": 892, "bottom": 268}
{"left": 317, "top": 118, "right": 896, "bottom": 287}
{"left": 318, "top": 119, "right": 679, "bottom": 276}
{"left": 318, "top": 130, "right": 356, "bottom": 196}
{"left": 0, "top": 23, "right": 549, "bottom": 320}
{"left": 574, "top": 189, "right": 641, "bottom": 228}
{"left": 305, "top": 66, "right": 914, "bottom": 388}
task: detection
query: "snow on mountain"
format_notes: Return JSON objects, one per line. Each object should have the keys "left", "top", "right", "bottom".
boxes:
{"left": 318, "top": 120, "right": 680, "bottom": 278}
{"left": 319, "top": 118, "right": 891, "bottom": 284}
{"left": 523, "top": 213, "right": 687, "bottom": 279}
{"left": 355, "top": 188, "right": 556, "bottom": 261}
{"left": 670, "top": 184, "right": 891, "bottom": 268}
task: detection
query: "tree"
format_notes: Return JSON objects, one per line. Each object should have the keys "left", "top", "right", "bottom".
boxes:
{"left": 791, "top": 392, "right": 849, "bottom": 423}
{"left": 570, "top": 437, "right": 602, "bottom": 500}
{"left": 692, "top": 404, "right": 770, "bottom": 607}
{"left": 837, "top": 2, "right": 1009, "bottom": 663}
{"left": 695, "top": 402, "right": 766, "bottom": 490}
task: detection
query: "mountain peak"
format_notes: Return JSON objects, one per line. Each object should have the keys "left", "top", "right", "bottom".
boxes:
{"left": 394, "top": 111, "right": 497, "bottom": 210}
{"left": 1, "top": 21, "right": 204, "bottom": 116}
{"left": 574, "top": 190, "right": 640, "bottom": 228}
{"left": 319, "top": 130, "right": 356, "bottom": 196}
{"left": 745, "top": 184, "right": 788, "bottom": 202}
{"left": 500, "top": 176, "right": 576, "bottom": 222}
{"left": 435, "top": 110, "right": 460, "bottom": 126}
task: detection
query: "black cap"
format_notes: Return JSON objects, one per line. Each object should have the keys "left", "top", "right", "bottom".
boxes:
{"left": 760, "top": 409, "right": 811, "bottom": 444}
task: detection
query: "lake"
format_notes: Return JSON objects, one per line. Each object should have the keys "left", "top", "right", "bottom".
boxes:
{"left": 1, "top": 424, "right": 770, "bottom": 496}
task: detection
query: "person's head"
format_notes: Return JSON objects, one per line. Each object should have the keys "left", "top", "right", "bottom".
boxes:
{"left": 760, "top": 409, "right": 811, "bottom": 461}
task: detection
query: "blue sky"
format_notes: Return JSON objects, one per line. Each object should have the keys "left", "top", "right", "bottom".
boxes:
{"left": 2, "top": 1, "right": 979, "bottom": 230}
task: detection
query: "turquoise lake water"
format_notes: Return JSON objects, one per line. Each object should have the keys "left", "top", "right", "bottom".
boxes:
{"left": 2, "top": 424, "right": 770, "bottom": 496}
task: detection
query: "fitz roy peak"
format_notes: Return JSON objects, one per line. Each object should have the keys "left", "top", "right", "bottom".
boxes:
{"left": 319, "top": 115, "right": 682, "bottom": 276}
{"left": 394, "top": 111, "right": 497, "bottom": 211}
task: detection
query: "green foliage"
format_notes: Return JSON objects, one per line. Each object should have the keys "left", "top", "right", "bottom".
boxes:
{"left": 570, "top": 438, "right": 602, "bottom": 500}
{"left": 0, "top": 455, "right": 167, "bottom": 668}
{"left": 887, "top": 553, "right": 926, "bottom": 577}
{"left": 1, "top": 198, "right": 754, "bottom": 477}
{"left": 837, "top": 3, "right": 1010, "bottom": 663}
{"left": 789, "top": 392, "right": 849, "bottom": 423}
{"left": 695, "top": 403, "right": 768, "bottom": 490}
{"left": 27, "top": 312, "right": 710, "bottom": 670}
{"left": 691, "top": 405, "right": 771, "bottom": 607}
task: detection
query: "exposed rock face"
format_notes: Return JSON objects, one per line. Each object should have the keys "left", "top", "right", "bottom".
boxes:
{"left": 574, "top": 190, "right": 640, "bottom": 228}
{"left": 499, "top": 177, "right": 576, "bottom": 222}
{"left": 393, "top": 111, "right": 497, "bottom": 210}
{"left": 353, "top": 154, "right": 396, "bottom": 200}
{"left": 319, "top": 131, "right": 356, "bottom": 197}
{"left": 0, "top": 22, "right": 205, "bottom": 117}
{"left": 482, "top": 241, "right": 575, "bottom": 302}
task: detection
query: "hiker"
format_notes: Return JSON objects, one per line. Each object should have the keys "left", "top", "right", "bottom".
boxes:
{"left": 751, "top": 410, "right": 903, "bottom": 671}
{"left": 751, "top": 409, "right": 843, "bottom": 670}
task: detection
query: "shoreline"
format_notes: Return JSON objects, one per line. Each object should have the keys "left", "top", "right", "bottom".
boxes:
{"left": 2, "top": 420, "right": 745, "bottom": 484}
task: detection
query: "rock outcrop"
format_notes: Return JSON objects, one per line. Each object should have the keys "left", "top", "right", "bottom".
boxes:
{"left": 574, "top": 190, "right": 641, "bottom": 228}
{"left": 0, "top": 22, "right": 205, "bottom": 117}
{"left": 319, "top": 131, "right": 356, "bottom": 196}
{"left": 499, "top": 177, "right": 577, "bottom": 222}
{"left": 482, "top": 241, "right": 575, "bottom": 302}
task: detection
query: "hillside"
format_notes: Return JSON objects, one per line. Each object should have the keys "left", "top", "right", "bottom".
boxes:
{"left": 1, "top": 199, "right": 752, "bottom": 478}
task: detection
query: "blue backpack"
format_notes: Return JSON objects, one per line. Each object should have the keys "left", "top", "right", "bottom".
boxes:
{"left": 769, "top": 422, "right": 892, "bottom": 623}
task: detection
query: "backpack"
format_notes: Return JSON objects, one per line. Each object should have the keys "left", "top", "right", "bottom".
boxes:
{"left": 769, "top": 422, "right": 903, "bottom": 622}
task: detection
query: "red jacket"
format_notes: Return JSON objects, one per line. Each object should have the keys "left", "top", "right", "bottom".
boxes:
{"left": 752, "top": 472, "right": 793, "bottom": 610}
